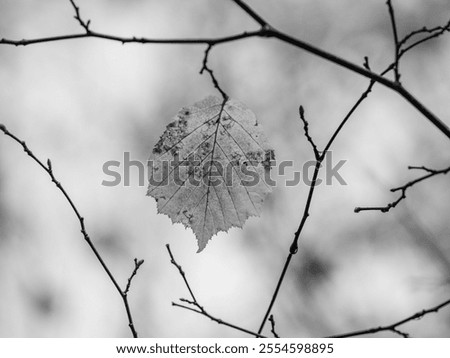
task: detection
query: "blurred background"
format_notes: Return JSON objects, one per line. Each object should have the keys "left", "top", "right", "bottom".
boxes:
{"left": 0, "top": 0, "right": 449, "bottom": 337}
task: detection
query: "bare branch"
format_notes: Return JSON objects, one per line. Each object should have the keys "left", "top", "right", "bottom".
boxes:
{"left": 166, "top": 244, "right": 198, "bottom": 304}
{"left": 0, "top": 30, "right": 263, "bottom": 47}
{"left": 0, "top": 2, "right": 448, "bottom": 138}
{"left": 386, "top": 0, "right": 401, "bottom": 82}
{"left": 0, "top": 123, "right": 141, "bottom": 338}
{"left": 166, "top": 244, "right": 265, "bottom": 337}
{"left": 69, "top": 0, "right": 91, "bottom": 32}
{"left": 399, "top": 19, "right": 450, "bottom": 57}
{"left": 355, "top": 164, "right": 450, "bottom": 213}
{"left": 329, "top": 297, "right": 450, "bottom": 338}
{"left": 268, "top": 29, "right": 450, "bottom": 140}
{"left": 229, "top": 0, "right": 269, "bottom": 29}
{"left": 124, "top": 258, "right": 145, "bottom": 295}
{"left": 258, "top": 65, "right": 378, "bottom": 333}
{"left": 321, "top": 64, "right": 377, "bottom": 156}
{"left": 0, "top": 0, "right": 450, "bottom": 138}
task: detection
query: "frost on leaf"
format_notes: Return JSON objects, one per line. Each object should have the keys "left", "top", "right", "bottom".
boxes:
{"left": 147, "top": 96, "right": 274, "bottom": 252}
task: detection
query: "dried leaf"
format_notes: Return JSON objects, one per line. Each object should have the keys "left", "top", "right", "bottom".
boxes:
{"left": 147, "top": 96, "right": 274, "bottom": 252}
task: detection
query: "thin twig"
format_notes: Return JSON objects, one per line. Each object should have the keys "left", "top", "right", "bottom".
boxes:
{"left": 386, "top": 0, "right": 401, "bottom": 82}
{"left": 299, "top": 106, "right": 320, "bottom": 160}
{"left": 399, "top": 19, "right": 450, "bottom": 57}
{"left": 321, "top": 82, "right": 377, "bottom": 155}
{"left": 124, "top": 258, "right": 145, "bottom": 295}
{"left": 399, "top": 20, "right": 450, "bottom": 48}
{"left": 0, "top": 123, "right": 143, "bottom": 338}
{"left": 329, "top": 297, "right": 450, "bottom": 338}
{"left": 69, "top": 0, "right": 91, "bottom": 32}
{"left": 0, "top": 31, "right": 263, "bottom": 47}
{"left": 268, "top": 29, "right": 450, "bottom": 140}
{"left": 355, "top": 164, "right": 450, "bottom": 213}
{"left": 268, "top": 315, "right": 280, "bottom": 338}
{"left": 166, "top": 244, "right": 265, "bottom": 337}
{"left": 166, "top": 244, "right": 198, "bottom": 303}
{"left": 229, "top": 0, "right": 269, "bottom": 29}
{"left": 408, "top": 165, "right": 443, "bottom": 174}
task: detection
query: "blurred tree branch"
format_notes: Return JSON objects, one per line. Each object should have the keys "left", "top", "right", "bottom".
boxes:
{"left": 0, "top": 123, "right": 143, "bottom": 338}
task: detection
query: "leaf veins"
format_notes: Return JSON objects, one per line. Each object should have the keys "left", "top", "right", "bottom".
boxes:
{"left": 147, "top": 96, "right": 274, "bottom": 252}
